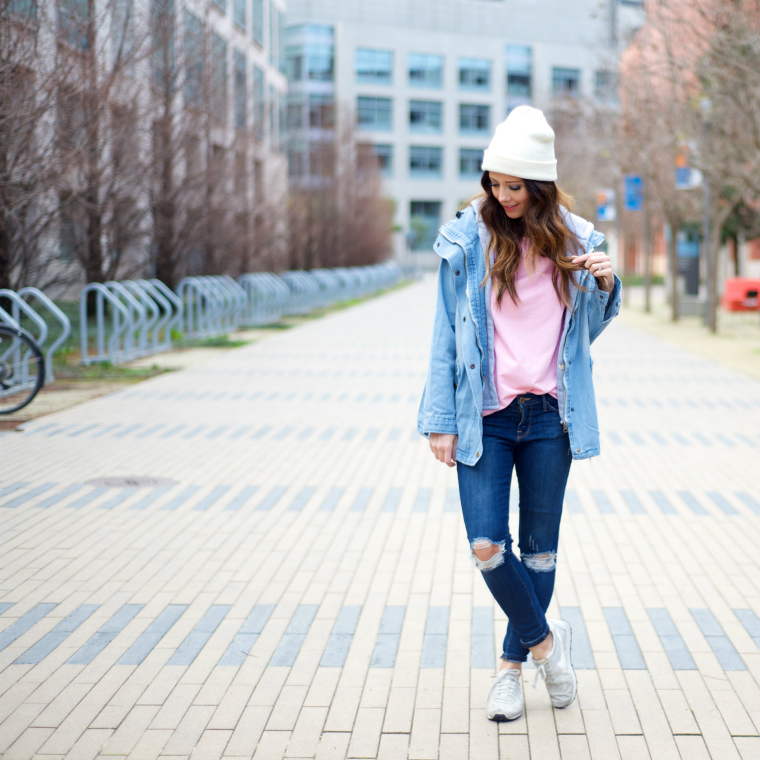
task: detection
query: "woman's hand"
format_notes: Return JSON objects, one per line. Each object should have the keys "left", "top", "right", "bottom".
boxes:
{"left": 429, "top": 433, "right": 458, "bottom": 467}
{"left": 572, "top": 251, "right": 615, "bottom": 293}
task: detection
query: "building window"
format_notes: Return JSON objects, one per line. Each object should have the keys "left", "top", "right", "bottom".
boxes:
{"left": 59, "top": 0, "right": 90, "bottom": 47}
{"left": 269, "top": 84, "right": 276, "bottom": 144}
{"left": 150, "top": 0, "right": 175, "bottom": 89}
{"left": 595, "top": 70, "right": 617, "bottom": 102}
{"left": 233, "top": 0, "right": 244, "bottom": 29}
{"left": 409, "top": 201, "right": 441, "bottom": 250}
{"left": 459, "top": 148, "right": 483, "bottom": 178}
{"left": 253, "top": 64, "right": 265, "bottom": 139}
{"left": 287, "top": 96, "right": 303, "bottom": 129}
{"left": 234, "top": 49, "right": 247, "bottom": 130}
{"left": 211, "top": 0, "right": 225, "bottom": 14}
{"left": 409, "top": 100, "right": 442, "bottom": 133}
{"left": 410, "top": 146, "right": 442, "bottom": 177}
{"left": 288, "top": 43, "right": 334, "bottom": 82}
{"left": 356, "top": 48, "right": 393, "bottom": 84}
{"left": 552, "top": 67, "right": 581, "bottom": 97}
{"left": 459, "top": 104, "right": 490, "bottom": 134}
{"left": 309, "top": 93, "right": 334, "bottom": 128}
{"left": 459, "top": 58, "right": 490, "bottom": 91}
{"left": 112, "top": 0, "right": 135, "bottom": 65}
{"left": 371, "top": 144, "right": 393, "bottom": 176}
{"left": 357, "top": 96, "right": 392, "bottom": 130}
{"left": 408, "top": 53, "right": 443, "bottom": 88}
{"left": 277, "top": 11, "right": 286, "bottom": 73}
{"left": 506, "top": 44, "right": 532, "bottom": 101}
{"left": 252, "top": 0, "right": 263, "bottom": 46}
{"left": 288, "top": 146, "right": 305, "bottom": 178}
{"left": 183, "top": 10, "right": 203, "bottom": 107}
{"left": 210, "top": 32, "right": 228, "bottom": 123}
{"left": 268, "top": 1, "right": 275, "bottom": 65}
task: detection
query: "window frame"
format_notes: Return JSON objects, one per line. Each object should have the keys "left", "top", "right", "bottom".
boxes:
{"left": 357, "top": 96, "right": 393, "bottom": 131}
{"left": 458, "top": 57, "right": 491, "bottom": 92}
{"left": 409, "top": 145, "right": 443, "bottom": 178}
{"left": 356, "top": 48, "right": 393, "bottom": 84}
{"left": 409, "top": 99, "right": 443, "bottom": 133}
{"left": 408, "top": 53, "right": 444, "bottom": 89}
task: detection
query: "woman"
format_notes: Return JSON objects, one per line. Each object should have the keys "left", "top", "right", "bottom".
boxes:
{"left": 417, "top": 106, "right": 621, "bottom": 721}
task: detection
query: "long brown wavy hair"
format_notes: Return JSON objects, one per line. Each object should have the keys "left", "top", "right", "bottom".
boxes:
{"left": 477, "top": 171, "right": 585, "bottom": 309}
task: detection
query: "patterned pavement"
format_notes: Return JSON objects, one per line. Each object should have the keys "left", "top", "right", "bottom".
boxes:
{"left": 1, "top": 278, "right": 760, "bottom": 760}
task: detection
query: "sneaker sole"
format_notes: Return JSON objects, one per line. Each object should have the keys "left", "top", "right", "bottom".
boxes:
{"left": 550, "top": 619, "right": 577, "bottom": 709}
{"left": 487, "top": 709, "right": 523, "bottom": 722}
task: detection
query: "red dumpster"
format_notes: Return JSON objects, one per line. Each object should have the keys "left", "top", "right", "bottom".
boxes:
{"left": 721, "top": 278, "right": 760, "bottom": 311}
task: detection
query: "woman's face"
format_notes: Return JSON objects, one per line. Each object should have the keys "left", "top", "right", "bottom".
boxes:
{"left": 488, "top": 172, "right": 530, "bottom": 219}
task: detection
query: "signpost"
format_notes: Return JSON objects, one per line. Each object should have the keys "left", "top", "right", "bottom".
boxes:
{"left": 596, "top": 189, "right": 616, "bottom": 222}
{"left": 624, "top": 175, "right": 643, "bottom": 211}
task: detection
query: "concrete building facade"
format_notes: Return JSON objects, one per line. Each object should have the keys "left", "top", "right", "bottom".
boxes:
{"left": 285, "top": 0, "right": 645, "bottom": 266}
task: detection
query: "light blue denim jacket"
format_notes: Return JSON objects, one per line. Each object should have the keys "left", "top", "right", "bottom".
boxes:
{"left": 417, "top": 201, "right": 622, "bottom": 465}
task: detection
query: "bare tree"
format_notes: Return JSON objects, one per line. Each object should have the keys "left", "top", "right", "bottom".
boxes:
{"left": 285, "top": 108, "right": 393, "bottom": 272}
{"left": 619, "top": 0, "right": 760, "bottom": 329}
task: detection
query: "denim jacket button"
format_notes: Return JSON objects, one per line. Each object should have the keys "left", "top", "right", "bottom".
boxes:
{"left": 559, "top": 363, "right": 565, "bottom": 370}
{"left": 576, "top": 448, "right": 580, "bottom": 452}
{"left": 455, "top": 271, "right": 460, "bottom": 276}
{"left": 469, "top": 364, "right": 475, "bottom": 369}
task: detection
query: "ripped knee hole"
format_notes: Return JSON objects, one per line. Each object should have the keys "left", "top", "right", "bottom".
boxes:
{"left": 522, "top": 552, "right": 557, "bottom": 572}
{"left": 472, "top": 540, "right": 501, "bottom": 561}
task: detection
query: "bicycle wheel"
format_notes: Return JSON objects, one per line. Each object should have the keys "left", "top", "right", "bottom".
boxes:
{"left": 0, "top": 324, "right": 45, "bottom": 414}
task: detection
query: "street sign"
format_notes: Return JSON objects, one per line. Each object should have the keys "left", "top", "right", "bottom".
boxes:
{"left": 624, "top": 175, "right": 643, "bottom": 211}
{"left": 675, "top": 166, "right": 703, "bottom": 190}
{"left": 596, "top": 188, "right": 616, "bottom": 222}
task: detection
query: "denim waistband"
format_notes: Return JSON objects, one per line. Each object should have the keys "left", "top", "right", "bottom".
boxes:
{"left": 511, "top": 393, "right": 556, "bottom": 411}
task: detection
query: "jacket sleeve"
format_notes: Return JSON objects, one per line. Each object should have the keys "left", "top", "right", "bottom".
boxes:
{"left": 417, "top": 258, "right": 459, "bottom": 437}
{"left": 588, "top": 273, "right": 623, "bottom": 345}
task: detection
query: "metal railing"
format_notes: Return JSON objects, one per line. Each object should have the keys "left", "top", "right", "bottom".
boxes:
{"left": 238, "top": 263, "right": 402, "bottom": 326}
{"left": 77, "top": 263, "right": 403, "bottom": 363}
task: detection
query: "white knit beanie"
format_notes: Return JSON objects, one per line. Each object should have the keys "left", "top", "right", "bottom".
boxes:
{"left": 481, "top": 106, "right": 557, "bottom": 181}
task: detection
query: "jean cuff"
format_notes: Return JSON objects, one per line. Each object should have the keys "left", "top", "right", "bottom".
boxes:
{"left": 520, "top": 623, "right": 550, "bottom": 650}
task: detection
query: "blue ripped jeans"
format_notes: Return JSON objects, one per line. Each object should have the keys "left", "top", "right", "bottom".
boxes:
{"left": 457, "top": 393, "right": 571, "bottom": 663}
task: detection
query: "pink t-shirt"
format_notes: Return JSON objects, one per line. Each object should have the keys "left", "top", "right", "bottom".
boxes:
{"left": 483, "top": 242, "right": 565, "bottom": 416}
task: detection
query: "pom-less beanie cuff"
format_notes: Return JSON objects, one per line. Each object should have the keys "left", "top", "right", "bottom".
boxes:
{"left": 481, "top": 150, "right": 557, "bottom": 181}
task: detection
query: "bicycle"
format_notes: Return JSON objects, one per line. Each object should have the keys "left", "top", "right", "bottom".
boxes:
{"left": 0, "top": 323, "right": 45, "bottom": 414}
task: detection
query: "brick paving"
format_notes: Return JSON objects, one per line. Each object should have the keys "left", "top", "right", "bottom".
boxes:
{"left": 1, "top": 278, "right": 760, "bottom": 760}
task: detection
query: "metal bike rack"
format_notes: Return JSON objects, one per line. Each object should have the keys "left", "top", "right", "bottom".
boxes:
{"left": 309, "top": 269, "right": 345, "bottom": 308}
{"left": 0, "top": 289, "right": 49, "bottom": 350}
{"left": 104, "top": 281, "right": 148, "bottom": 358}
{"left": 75, "top": 263, "right": 402, "bottom": 364}
{"left": 122, "top": 281, "right": 160, "bottom": 356}
{"left": 176, "top": 276, "right": 221, "bottom": 339}
{"left": 80, "top": 283, "right": 133, "bottom": 365}
{"left": 134, "top": 280, "right": 177, "bottom": 353}
{"left": 17, "top": 287, "right": 72, "bottom": 383}
{"left": 0, "top": 299, "right": 37, "bottom": 390}
{"left": 148, "top": 279, "right": 184, "bottom": 345}
{"left": 280, "top": 271, "right": 321, "bottom": 315}
{"left": 238, "top": 273, "right": 290, "bottom": 326}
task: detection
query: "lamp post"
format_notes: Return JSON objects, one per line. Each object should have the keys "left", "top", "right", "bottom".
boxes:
{"left": 699, "top": 97, "right": 714, "bottom": 331}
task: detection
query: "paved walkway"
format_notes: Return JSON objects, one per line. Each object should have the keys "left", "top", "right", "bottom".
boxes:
{"left": 1, "top": 279, "right": 760, "bottom": 760}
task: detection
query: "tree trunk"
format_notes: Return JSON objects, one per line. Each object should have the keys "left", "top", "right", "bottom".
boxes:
{"left": 668, "top": 219, "right": 679, "bottom": 322}
{"left": 643, "top": 199, "right": 652, "bottom": 313}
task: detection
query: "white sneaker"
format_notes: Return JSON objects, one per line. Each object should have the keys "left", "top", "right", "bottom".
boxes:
{"left": 486, "top": 667, "right": 523, "bottom": 721}
{"left": 532, "top": 619, "right": 577, "bottom": 708}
